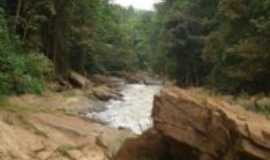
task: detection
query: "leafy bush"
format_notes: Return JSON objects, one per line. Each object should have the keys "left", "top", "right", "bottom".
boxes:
{"left": 0, "top": 51, "right": 53, "bottom": 95}
{"left": 0, "top": 9, "right": 53, "bottom": 95}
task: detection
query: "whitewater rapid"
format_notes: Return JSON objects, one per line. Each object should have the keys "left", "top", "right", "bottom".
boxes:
{"left": 87, "top": 84, "right": 161, "bottom": 134}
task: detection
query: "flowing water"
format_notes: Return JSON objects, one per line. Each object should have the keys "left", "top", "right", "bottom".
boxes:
{"left": 87, "top": 84, "right": 161, "bottom": 134}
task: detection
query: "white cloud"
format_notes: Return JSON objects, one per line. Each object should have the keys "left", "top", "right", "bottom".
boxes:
{"left": 112, "top": 0, "right": 160, "bottom": 10}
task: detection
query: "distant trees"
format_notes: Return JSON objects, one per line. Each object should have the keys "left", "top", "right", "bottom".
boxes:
{"left": 89, "top": 4, "right": 140, "bottom": 73}
{"left": 204, "top": 0, "right": 270, "bottom": 93}
{"left": 152, "top": 0, "right": 270, "bottom": 93}
{"left": 147, "top": 0, "right": 218, "bottom": 85}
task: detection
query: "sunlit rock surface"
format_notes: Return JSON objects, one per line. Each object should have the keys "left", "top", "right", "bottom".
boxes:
{"left": 153, "top": 87, "right": 270, "bottom": 160}
{"left": 116, "top": 87, "right": 270, "bottom": 160}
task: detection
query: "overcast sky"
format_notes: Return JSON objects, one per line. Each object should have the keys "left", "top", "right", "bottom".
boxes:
{"left": 112, "top": 0, "right": 160, "bottom": 10}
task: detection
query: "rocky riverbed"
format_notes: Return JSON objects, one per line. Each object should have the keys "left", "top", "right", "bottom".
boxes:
{"left": 0, "top": 73, "right": 163, "bottom": 160}
{"left": 0, "top": 74, "right": 133, "bottom": 160}
{"left": 2, "top": 72, "right": 269, "bottom": 160}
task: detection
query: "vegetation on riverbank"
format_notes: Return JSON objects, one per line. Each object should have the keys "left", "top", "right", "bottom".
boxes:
{"left": 0, "top": 0, "right": 154, "bottom": 96}
{"left": 0, "top": 0, "right": 270, "bottom": 112}
{"left": 1, "top": 1, "right": 270, "bottom": 159}
{"left": 151, "top": 0, "right": 270, "bottom": 94}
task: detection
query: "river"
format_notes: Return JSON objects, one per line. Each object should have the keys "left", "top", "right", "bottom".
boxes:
{"left": 87, "top": 84, "right": 161, "bottom": 134}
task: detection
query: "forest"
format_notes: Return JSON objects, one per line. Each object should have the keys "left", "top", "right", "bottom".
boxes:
{"left": 0, "top": 0, "right": 270, "bottom": 95}
{"left": 1, "top": 1, "right": 270, "bottom": 160}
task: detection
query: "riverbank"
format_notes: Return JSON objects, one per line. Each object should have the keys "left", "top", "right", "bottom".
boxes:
{"left": 0, "top": 72, "right": 163, "bottom": 160}
{"left": 1, "top": 72, "right": 269, "bottom": 160}
{"left": 0, "top": 73, "right": 135, "bottom": 160}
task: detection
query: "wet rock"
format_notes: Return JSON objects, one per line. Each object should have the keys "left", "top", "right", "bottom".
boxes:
{"left": 122, "top": 72, "right": 146, "bottom": 84}
{"left": 123, "top": 72, "right": 162, "bottom": 85}
{"left": 87, "top": 101, "right": 107, "bottom": 113}
{"left": 92, "top": 75, "right": 125, "bottom": 88}
{"left": 144, "top": 78, "right": 162, "bottom": 85}
{"left": 153, "top": 87, "right": 270, "bottom": 160}
{"left": 69, "top": 71, "right": 92, "bottom": 88}
{"left": 93, "top": 86, "right": 123, "bottom": 101}
{"left": 115, "top": 129, "right": 167, "bottom": 160}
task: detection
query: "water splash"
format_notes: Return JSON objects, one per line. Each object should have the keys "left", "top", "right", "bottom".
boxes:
{"left": 87, "top": 84, "right": 161, "bottom": 134}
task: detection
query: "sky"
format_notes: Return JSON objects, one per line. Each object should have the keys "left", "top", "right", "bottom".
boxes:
{"left": 112, "top": 0, "right": 160, "bottom": 10}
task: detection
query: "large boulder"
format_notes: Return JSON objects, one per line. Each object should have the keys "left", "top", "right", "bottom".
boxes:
{"left": 153, "top": 87, "right": 270, "bottom": 160}
{"left": 69, "top": 71, "right": 92, "bottom": 88}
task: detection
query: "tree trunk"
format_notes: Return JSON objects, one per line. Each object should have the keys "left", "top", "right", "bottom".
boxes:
{"left": 42, "top": 0, "right": 70, "bottom": 78}
{"left": 13, "top": 0, "right": 22, "bottom": 32}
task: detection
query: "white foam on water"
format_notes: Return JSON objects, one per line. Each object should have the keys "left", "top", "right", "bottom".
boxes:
{"left": 87, "top": 84, "right": 161, "bottom": 134}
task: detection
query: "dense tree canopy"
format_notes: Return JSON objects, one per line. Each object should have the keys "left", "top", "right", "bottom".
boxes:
{"left": 0, "top": 0, "right": 270, "bottom": 95}
{"left": 0, "top": 0, "right": 155, "bottom": 95}
{"left": 151, "top": 0, "right": 270, "bottom": 93}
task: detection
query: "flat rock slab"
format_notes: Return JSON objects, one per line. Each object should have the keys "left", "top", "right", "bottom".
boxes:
{"left": 0, "top": 109, "right": 134, "bottom": 160}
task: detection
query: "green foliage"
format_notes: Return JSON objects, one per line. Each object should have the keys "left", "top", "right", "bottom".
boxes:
{"left": 150, "top": 0, "right": 218, "bottom": 85}
{"left": 4, "top": 0, "right": 269, "bottom": 96}
{"left": 87, "top": 4, "right": 151, "bottom": 73}
{"left": 10, "top": 0, "right": 150, "bottom": 75}
{"left": 2, "top": 0, "right": 160, "bottom": 96}
{"left": 203, "top": 0, "right": 270, "bottom": 93}
{"left": 153, "top": 0, "right": 270, "bottom": 93}
{"left": 0, "top": 51, "right": 52, "bottom": 95}
{"left": 0, "top": 9, "right": 53, "bottom": 95}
